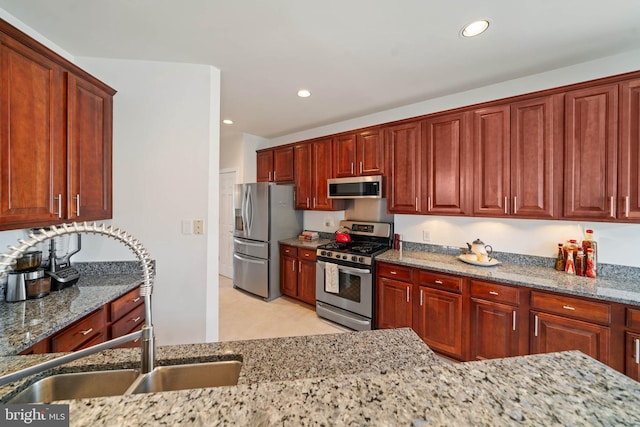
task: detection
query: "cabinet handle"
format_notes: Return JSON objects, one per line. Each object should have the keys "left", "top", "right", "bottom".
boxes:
{"left": 268, "top": 171, "right": 272, "bottom": 181}
{"left": 489, "top": 290, "right": 499, "bottom": 296}
{"left": 133, "top": 297, "right": 141, "bottom": 303}
{"left": 512, "top": 310, "right": 517, "bottom": 331}
{"left": 562, "top": 305, "right": 575, "bottom": 311}
{"left": 513, "top": 196, "right": 517, "bottom": 214}
{"left": 306, "top": 198, "right": 310, "bottom": 209}
{"left": 406, "top": 286, "right": 409, "bottom": 303}
{"left": 351, "top": 163, "right": 354, "bottom": 175}
{"left": 534, "top": 314, "right": 539, "bottom": 337}
{"left": 415, "top": 197, "right": 419, "bottom": 212}
{"left": 132, "top": 316, "right": 141, "bottom": 323}
{"left": 292, "top": 260, "right": 296, "bottom": 271}
{"left": 390, "top": 271, "right": 397, "bottom": 275}
{"left": 610, "top": 196, "right": 615, "bottom": 218}
{"left": 298, "top": 260, "right": 302, "bottom": 272}
{"left": 420, "top": 289, "right": 423, "bottom": 306}
{"left": 635, "top": 338, "right": 640, "bottom": 364}
{"left": 80, "top": 328, "right": 93, "bottom": 336}
{"left": 427, "top": 196, "right": 432, "bottom": 212}
{"left": 434, "top": 280, "right": 443, "bottom": 285}
{"left": 54, "top": 194, "right": 62, "bottom": 219}
{"left": 625, "top": 196, "right": 630, "bottom": 218}
{"left": 360, "top": 162, "right": 363, "bottom": 174}
{"left": 313, "top": 197, "right": 316, "bottom": 208}
{"left": 75, "top": 194, "right": 81, "bottom": 216}
{"left": 273, "top": 171, "right": 277, "bottom": 181}
{"left": 504, "top": 197, "right": 508, "bottom": 215}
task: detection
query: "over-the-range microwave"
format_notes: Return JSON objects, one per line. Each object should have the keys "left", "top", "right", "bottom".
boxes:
{"left": 327, "top": 175, "right": 383, "bottom": 199}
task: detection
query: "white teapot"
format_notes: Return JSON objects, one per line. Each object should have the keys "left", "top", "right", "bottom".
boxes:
{"left": 467, "top": 238, "right": 493, "bottom": 256}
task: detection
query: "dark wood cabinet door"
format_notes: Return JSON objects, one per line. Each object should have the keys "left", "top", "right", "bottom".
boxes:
{"left": 357, "top": 128, "right": 384, "bottom": 176}
{"left": 280, "top": 254, "right": 298, "bottom": 297}
{"left": 564, "top": 84, "right": 618, "bottom": 220}
{"left": 510, "top": 96, "right": 557, "bottom": 218}
{"left": 0, "top": 38, "right": 65, "bottom": 229}
{"left": 625, "top": 331, "right": 640, "bottom": 381}
{"left": 256, "top": 150, "right": 273, "bottom": 182}
{"left": 311, "top": 138, "right": 333, "bottom": 210}
{"left": 376, "top": 277, "right": 412, "bottom": 329}
{"left": 473, "top": 105, "right": 510, "bottom": 216}
{"left": 531, "top": 311, "right": 610, "bottom": 365}
{"left": 294, "top": 143, "right": 312, "bottom": 209}
{"left": 67, "top": 73, "right": 113, "bottom": 221}
{"left": 385, "top": 121, "right": 422, "bottom": 214}
{"left": 619, "top": 79, "right": 640, "bottom": 220}
{"left": 333, "top": 133, "right": 357, "bottom": 178}
{"left": 297, "top": 258, "right": 316, "bottom": 305}
{"left": 273, "top": 146, "right": 294, "bottom": 182}
{"left": 470, "top": 299, "right": 519, "bottom": 360}
{"left": 416, "top": 286, "right": 463, "bottom": 359}
{"left": 424, "top": 112, "right": 471, "bottom": 215}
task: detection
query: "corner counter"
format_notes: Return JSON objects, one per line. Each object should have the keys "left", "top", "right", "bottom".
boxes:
{"left": 0, "top": 329, "right": 638, "bottom": 425}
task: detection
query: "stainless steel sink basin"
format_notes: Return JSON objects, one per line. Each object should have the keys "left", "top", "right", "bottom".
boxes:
{"left": 8, "top": 369, "right": 140, "bottom": 403}
{"left": 128, "top": 360, "right": 242, "bottom": 394}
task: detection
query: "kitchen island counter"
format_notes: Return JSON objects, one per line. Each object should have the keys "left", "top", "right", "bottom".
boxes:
{"left": 1, "top": 328, "right": 638, "bottom": 426}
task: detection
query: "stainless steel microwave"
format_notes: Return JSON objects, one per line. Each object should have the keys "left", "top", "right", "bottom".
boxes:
{"left": 327, "top": 175, "right": 383, "bottom": 199}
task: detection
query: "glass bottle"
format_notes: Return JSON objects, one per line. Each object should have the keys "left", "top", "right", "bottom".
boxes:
{"left": 565, "top": 251, "right": 575, "bottom": 274}
{"left": 575, "top": 248, "right": 585, "bottom": 276}
{"left": 582, "top": 229, "right": 597, "bottom": 273}
{"left": 555, "top": 243, "right": 565, "bottom": 271}
{"left": 586, "top": 248, "right": 596, "bottom": 278}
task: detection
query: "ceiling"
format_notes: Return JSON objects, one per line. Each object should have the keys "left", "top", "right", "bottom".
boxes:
{"left": 1, "top": 1, "right": 639, "bottom": 139}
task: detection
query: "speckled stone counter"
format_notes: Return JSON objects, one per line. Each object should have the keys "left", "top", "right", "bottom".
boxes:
{"left": 279, "top": 237, "right": 331, "bottom": 249}
{"left": 0, "top": 264, "right": 143, "bottom": 355}
{"left": 1, "top": 329, "right": 638, "bottom": 426}
{"left": 377, "top": 249, "right": 640, "bottom": 306}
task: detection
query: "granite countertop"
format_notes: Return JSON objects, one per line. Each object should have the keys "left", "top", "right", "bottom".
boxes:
{"left": 0, "top": 328, "right": 638, "bottom": 426}
{"left": 377, "top": 249, "right": 640, "bottom": 306}
{"left": 279, "top": 237, "right": 331, "bottom": 249}
{"left": 0, "top": 272, "right": 142, "bottom": 356}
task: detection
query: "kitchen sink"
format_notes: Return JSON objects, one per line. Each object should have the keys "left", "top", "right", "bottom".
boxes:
{"left": 8, "top": 369, "right": 140, "bottom": 404}
{"left": 127, "top": 360, "right": 242, "bottom": 394}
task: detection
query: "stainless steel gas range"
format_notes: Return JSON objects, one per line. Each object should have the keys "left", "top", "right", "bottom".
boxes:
{"left": 315, "top": 220, "right": 392, "bottom": 331}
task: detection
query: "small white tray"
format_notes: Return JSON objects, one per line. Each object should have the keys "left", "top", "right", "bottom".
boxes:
{"left": 457, "top": 254, "right": 501, "bottom": 267}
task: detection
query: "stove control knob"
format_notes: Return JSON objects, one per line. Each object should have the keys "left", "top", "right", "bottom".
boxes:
{"left": 359, "top": 257, "right": 365, "bottom": 263}
{"left": 320, "top": 251, "right": 326, "bottom": 256}
{"left": 351, "top": 255, "right": 357, "bottom": 262}
{"left": 326, "top": 252, "right": 332, "bottom": 257}
{"left": 342, "top": 255, "right": 348, "bottom": 260}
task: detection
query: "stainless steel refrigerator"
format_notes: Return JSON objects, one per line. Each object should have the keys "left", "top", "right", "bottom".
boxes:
{"left": 233, "top": 183, "right": 303, "bottom": 300}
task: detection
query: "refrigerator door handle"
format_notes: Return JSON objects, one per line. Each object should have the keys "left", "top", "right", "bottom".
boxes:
{"left": 246, "top": 185, "right": 254, "bottom": 235}
{"left": 241, "top": 186, "right": 248, "bottom": 234}
{"left": 233, "top": 238, "right": 266, "bottom": 248}
{"left": 233, "top": 253, "right": 265, "bottom": 265}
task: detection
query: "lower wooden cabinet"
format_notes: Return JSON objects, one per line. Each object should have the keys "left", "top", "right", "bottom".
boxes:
{"left": 376, "top": 276, "right": 412, "bottom": 329}
{"left": 625, "top": 331, "right": 640, "bottom": 381}
{"left": 51, "top": 306, "right": 107, "bottom": 352}
{"left": 279, "top": 244, "right": 316, "bottom": 305}
{"left": 415, "top": 285, "right": 464, "bottom": 360}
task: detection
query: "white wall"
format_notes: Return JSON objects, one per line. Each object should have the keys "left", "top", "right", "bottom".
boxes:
{"left": 219, "top": 132, "right": 266, "bottom": 183}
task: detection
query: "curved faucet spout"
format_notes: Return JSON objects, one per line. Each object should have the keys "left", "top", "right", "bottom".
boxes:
{"left": 0, "top": 222, "right": 156, "bottom": 386}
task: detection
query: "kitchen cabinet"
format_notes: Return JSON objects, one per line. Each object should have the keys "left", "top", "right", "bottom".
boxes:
{"left": 530, "top": 291, "right": 611, "bottom": 365}
{"left": 473, "top": 95, "right": 558, "bottom": 219}
{"left": 385, "top": 120, "right": 422, "bottom": 214}
{"left": 423, "top": 111, "right": 471, "bottom": 215}
{"left": 375, "top": 263, "right": 413, "bottom": 329}
{"left": 333, "top": 128, "right": 384, "bottom": 178}
{"left": 293, "top": 139, "right": 343, "bottom": 210}
{"left": 619, "top": 78, "right": 640, "bottom": 220}
{"left": 18, "top": 339, "right": 50, "bottom": 355}
{"left": 414, "top": 270, "right": 466, "bottom": 360}
{"left": 625, "top": 307, "right": 640, "bottom": 381}
{"left": 563, "top": 84, "right": 618, "bottom": 220}
{"left": 108, "top": 285, "right": 145, "bottom": 349}
{"left": 256, "top": 146, "right": 294, "bottom": 183}
{"left": 51, "top": 306, "right": 107, "bottom": 353}
{"left": 0, "top": 22, "right": 115, "bottom": 231}
{"left": 469, "top": 280, "right": 523, "bottom": 360}
{"left": 279, "top": 244, "right": 317, "bottom": 305}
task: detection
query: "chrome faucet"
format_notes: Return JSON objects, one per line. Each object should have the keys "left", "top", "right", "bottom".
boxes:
{"left": 0, "top": 222, "right": 155, "bottom": 387}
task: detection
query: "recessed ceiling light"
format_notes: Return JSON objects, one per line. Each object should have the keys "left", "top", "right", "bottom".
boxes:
{"left": 461, "top": 20, "right": 490, "bottom": 38}
{"left": 223, "top": 119, "right": 233, "bottom": 125}
{"left": 297, "top": 89, "right": 311, "bottom": 98}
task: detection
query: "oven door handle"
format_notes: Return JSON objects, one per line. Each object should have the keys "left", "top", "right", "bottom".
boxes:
{"left": 317, "top": 261, "right": 371, "bottom": 275}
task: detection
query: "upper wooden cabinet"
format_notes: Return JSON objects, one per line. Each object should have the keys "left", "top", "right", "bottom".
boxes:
{"left": 256, "top": 146, "right": 294, "bottom": 183}
{"left": 0, "top": 21, "right": 115, "bottom": 231}
{"left": 619, "top": 78, "right": 640, "bottom": 220}
{"left": 423, "top": 112, "right": 471, "bottom": 215}
{"left": 333, "top": 128, "right": 384, "bottom": 178}
{"left": 473, "top": 95, "right": 559, "bottom": 219}
{"left": 385, "top": 120, "right": 422, "bottom": 214}
{"left": 293, "top": 139, "right": 343, "bottom": 210}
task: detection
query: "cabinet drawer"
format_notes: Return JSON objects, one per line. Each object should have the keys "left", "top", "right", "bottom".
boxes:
{"left": 418, "top": 270, "right": 463, "bottom": 293}
{"left": 627, "top": 307, "right": 640, "bottom": 331}
{"left": 111, "top": 303, "right": 146, "bottom": 338}
{"left": 531, "top": 291, "right": 610, "bottom": 325}
{"left": 281, "top": 245, "right": 298, "bottom": 257}
{"left": 110, "top": 286, "right": 144, "bottom": 321}
{"left": 51, "top": 307, "right": 106, "bottom": 352}
{"left": 377, "top": 263, "right": 413, "bottom": 282}
{"left": 299, "top": 248, "right": 316, "bottom": 262}
{"left": 471, "top": 280, "right": 519, "bottom": 305}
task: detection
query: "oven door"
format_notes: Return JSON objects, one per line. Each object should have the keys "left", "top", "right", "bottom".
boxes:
{"left": 315, "top": 260, "right": 373, "bottom": 319}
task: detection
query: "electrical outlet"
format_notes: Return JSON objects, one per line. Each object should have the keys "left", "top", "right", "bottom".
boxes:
{"left": 193, "top": 219, "right": 204, "bottom": 235}
{"left": 423, "top": 230, "right": 431, "bottom": 242}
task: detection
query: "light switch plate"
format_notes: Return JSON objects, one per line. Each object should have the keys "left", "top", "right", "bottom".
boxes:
{"left": 182, "top": 220, "right": 193, "bottom": 235}
{"left": 423, "top": 230, "right": 431, "bottom": 242}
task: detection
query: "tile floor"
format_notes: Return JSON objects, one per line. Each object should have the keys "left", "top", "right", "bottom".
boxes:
{"left": 218, "top": 275, "right": 348, "bottom": 342}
